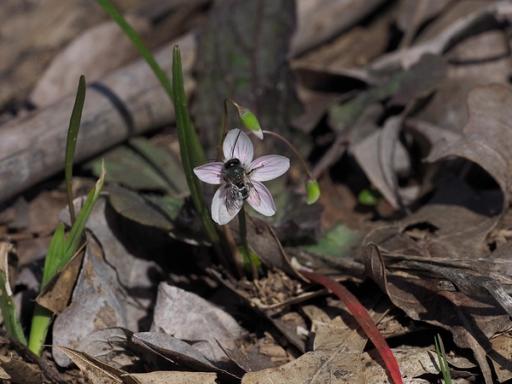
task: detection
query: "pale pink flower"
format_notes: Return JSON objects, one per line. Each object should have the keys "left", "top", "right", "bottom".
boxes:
{"left": 193, "top": 129, "right": 290, "bottom": 225}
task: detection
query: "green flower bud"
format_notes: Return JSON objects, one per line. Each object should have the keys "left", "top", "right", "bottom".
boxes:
{"left": 306, "top": 179, "right": 321, "bottom": 205}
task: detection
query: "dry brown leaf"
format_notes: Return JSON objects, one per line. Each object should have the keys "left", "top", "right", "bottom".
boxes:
{"left": 0, "top": 355, "right": 41, "bottom": 384}
{"left": 427, "top": 84, "right": 512, "bottom": 210}
{"left": 53, "top": 197, "right": 158, "bottom": 367}
{"left": 363, "top": 240, "right": 510, "bottom": 384}
{"left": 396, "top": 0, "right": 454, "bottom": 46}
{"left": 151, "top": 282, "right": 246, "bottom": 363}
{"left": 352, "top": 116, "right": 413, "bottom": 209}
{"left": 35, "top": 249, "right": 84, "bottom": 314}
{"left": 489, "top": 333, "right": 512, "bottom": 383}
{"left": 58, "top": 346, "right": 125, "bottom": 384}
{"left": 292, "top": 0, "right": 387, "bottom": 55}
{"left": 121, "top": 371, "right": 217, "bottom": 384}
{"left": 241, "top": 345, "right": 459, "bottom": 383}
{"left": 293, "top": 14, "right": 389, "bottom": 72}
{"left": 371, "top": 2, "right": 512, "bottom": 71}
{"left": 0, "top": 0, "right": 105, "bottom": 107}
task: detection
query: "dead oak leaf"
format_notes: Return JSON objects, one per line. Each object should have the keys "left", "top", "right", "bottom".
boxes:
{"left": 427, "top": 84, "right": 512, "bottom": 210}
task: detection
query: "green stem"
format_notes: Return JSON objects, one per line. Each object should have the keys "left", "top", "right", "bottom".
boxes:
{"left": 238, "top": 206, "right": 257, "bottom": 279}
{"left": 239, "top": 205, "right": 248, "bottom": 249}
{"left": 28, "top": 306, "right": 52, "bottom": 355}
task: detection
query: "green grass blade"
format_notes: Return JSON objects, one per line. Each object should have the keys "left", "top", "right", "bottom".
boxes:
{"left": 95, "top": 0, "right": 171, "bottom": 97}
{"left": 172, "top": 46, "right": 219, "bottom": 244}
{"left": 0, "top": 244, "right": 27, "bottom": 345}
{"left": 41, "top": 223, "right": 66, "bottom": 289}
{"left": 28, "top": 166, "right": 105, "bottom": 356}
{"left": 65, "top": 75, "right": 86, "bottom": 224}
{"left": 96, "top": 0, "right": 205, "bottom": 164}
{"left": 171, "top": 46, "right": 205, "bottom": 166}
{"left": 434, "top": 334, "right": 452, "bottom": 384}
{"left": 96, "top": 2, "right": 216, "bottom": 245}
{"left": 0, "top": 272, "right": 27, "bottom": 345}
{"left": 64, "top": 164, "right": 105, "bottom": 262}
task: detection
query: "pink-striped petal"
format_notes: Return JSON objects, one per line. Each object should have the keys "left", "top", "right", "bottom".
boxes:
{"left": 223, "top": 129, "right": 254, "bottom": 166}
{"left": 248, "top": 155, "right": 290, "bottom": 182}
{"left": 247, "top": 181, "right": 276, "bottom": 216}
{"left": 193, "top": 162, "right": 224, "bottom": 184}
{"left": 211, "top": 184, "right": 243, "bottom": 225}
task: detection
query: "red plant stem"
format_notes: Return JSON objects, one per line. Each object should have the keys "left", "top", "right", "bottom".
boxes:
{"left": 300, "top": 270, "right": 403, "bottom": 384}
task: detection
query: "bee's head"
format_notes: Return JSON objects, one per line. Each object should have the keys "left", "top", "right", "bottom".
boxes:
{"left": 224, "top": 158, "right": 241, "bottom": 169}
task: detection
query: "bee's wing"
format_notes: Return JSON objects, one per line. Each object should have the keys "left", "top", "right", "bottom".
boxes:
{"left": 212, "top": 183, "right": 243, "bottom": 225}
{"left": 225, "top": 184, "right": 244, "bottom": 216}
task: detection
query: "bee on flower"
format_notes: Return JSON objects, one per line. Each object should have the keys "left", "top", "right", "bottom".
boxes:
{"left": 193, "top": 129, "right": 290, "bottom": 225}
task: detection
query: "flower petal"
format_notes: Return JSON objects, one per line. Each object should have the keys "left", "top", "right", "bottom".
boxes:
{"left": 193, "top": 162, "right": 224, "bottom": 184}
{"left": 211, "top": 184, "right": 243, "bottom": 225}
{"left": 247, "top": 181, "right": 276, "bottom": 216}
{"left": 223, "top": 129, "right": 254, "bottom": 166}
{"left": 248, "top": 155, "right": 290, "bottom": 182}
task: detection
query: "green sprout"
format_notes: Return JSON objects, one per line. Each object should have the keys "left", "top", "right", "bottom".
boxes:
{"left": 434, "top": 334, "right": 453, "bottom": 384}
{"left": 27, "top": 77, "right": 105, "bottom": 356}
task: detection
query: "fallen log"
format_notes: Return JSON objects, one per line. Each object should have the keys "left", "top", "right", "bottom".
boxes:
{"left": 0, "top": 34, "right": 195, "bottom": 204}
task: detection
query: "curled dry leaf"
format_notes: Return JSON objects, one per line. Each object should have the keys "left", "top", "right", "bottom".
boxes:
{"left": 427, "top": 84, "right": 512, "bottom": 210}
{"left": 58, "top": 346, "right": 125, "bottom": 384}
{"left": 371, "top": 1, "right": 512, "bottom": 71}
{"left": 35, "top": 249, "right": 84, "bottom": 314}
{"left": 151, "top": 282, "right": 246, "bottom": 363}
{"left": 362, "top": 241, "right": 510, "bottom": 384}
{"left": 352, "top": 116, "right": 410, "bottom": 209}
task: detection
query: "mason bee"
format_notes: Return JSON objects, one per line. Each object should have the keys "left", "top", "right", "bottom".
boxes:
{"left": 223, "top": 158, "right": 250, "bottom": 200}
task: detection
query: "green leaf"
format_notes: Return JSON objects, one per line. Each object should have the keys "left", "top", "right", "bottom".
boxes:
{"left": 65, "top": 75, "right": 86, "bottom": 223}
{"left": 87, "top": 143, "right": 184, "bottom": 194}
{"left": 302, "top": 223, "right": 360, "bottom": 259}
{"left": 0, "top": 244, "right": 27, "bottom": 345}
{"left": 358, "top": 189, "right": 378, "bottom": 206}
{"left": 434, "top": 334, "right": 452, "bottom": 384}
{"left": 172, "top": 46, "right": 219, "bottom": 244}
{"left": 128, "top": 137, "right": 188, "bottom": 195}
{"left": 41, "top": 223, "right": 66, "bottom": 289}
{"left": 65, "top": 164, "right": 105, "bottom": 263}
{"left": 108, "top": 186, "right": 175, "bottom": 231}
{"left": 306, "top": 179, "right": 321, "bottom": 205}
{"left": 29, "top": 165, "right": 105, "bottom": 356}
{"left": 144, "top": 194, "right": 184, "bottom": 222}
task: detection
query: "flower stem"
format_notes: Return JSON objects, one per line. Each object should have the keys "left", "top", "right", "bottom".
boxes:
{"left": 262, "top": 130, "right": 314, "bottom": 180}
{"left": 238, "top": 205, "right": 258, "bottom": 279}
